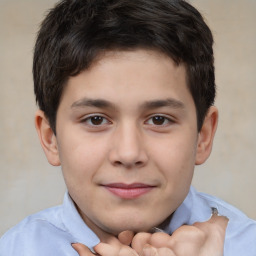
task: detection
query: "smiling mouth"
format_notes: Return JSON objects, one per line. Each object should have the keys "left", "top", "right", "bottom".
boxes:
{"left": 102, "top": 183, "right": 156, "bottom": 199}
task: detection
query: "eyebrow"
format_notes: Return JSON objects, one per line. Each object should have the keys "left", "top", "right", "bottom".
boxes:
{"left": 71, "top": 98, "right": 115, "bottom": 109}
{"left": 140, "top": 98, "right": 185, "bottom": 110}
{"left": 71, "top": 97, "right": 185, "bottom": 110}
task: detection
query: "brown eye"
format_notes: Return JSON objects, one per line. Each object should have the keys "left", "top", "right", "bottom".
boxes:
{"left": 90, "top": 116, "right": 104, "bottom": 125}
{"left": 145, "top": 115, "right": 173, "bottom": 126}
{"left": 152, "top": 116, "right": 166, "bottom": 125}
{"left": 83, "top": 115, "right": 110, "bottom": 126}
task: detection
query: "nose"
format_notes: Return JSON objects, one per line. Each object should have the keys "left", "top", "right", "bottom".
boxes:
{"left": 108, "top": 122, "right": 148, "bottom": 169}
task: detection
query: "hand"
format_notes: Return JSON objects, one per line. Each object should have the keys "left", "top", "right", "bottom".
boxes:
{"left": 72, "top": 214, "right": 228, "bottom": 256}
{"left": 72, "top": 230, "right": 138, "bottom": 256}
{"left": 72, "top": 243, "right": 96, "bottom": 256}
{"left": 131, "top": 214, "right": 229, "bottom": 256}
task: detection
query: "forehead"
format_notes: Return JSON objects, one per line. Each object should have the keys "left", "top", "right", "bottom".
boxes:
{"left": 61, "top": 49, "right": 193, "bottom": 111}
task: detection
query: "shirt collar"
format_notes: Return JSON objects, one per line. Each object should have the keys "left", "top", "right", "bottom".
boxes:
{"left": 61, "top": 192, "right": 100, "bottom": 251}
{"left": 60, "top": 186, "right": 212, "bottom": 250}
{"left": 162, "top": 186, "right": 213, "bottom": 234}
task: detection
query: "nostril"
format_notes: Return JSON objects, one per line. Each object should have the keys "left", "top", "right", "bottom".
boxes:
{"left": 113, "top": 160, "right": 122, "bottom": 167}
{"left": 113, "top": 160, "right": 144, "bottom": 168}
{"left": 135, "top": 161, "right": 144, "bottom": 167}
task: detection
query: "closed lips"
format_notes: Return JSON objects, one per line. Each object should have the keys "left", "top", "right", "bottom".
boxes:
{"left": 102, "top": 183, "right": 156, "bottom": 199}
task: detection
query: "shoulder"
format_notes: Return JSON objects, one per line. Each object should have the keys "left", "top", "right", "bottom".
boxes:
{"left": 0, "top": 205, "right": 76, "bottom": 256}
{"left": 196, "top": 189, "right": 256, "bottom": 225}
{"left": 195, "top": 189, "right": 252, "bottom": 219}
{"left": 1, "top": 205, "right": 64, "bottom": 237}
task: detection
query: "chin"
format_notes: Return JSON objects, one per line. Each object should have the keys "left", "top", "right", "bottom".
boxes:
{"left": 103, "top": 219, "right": 160, "bottom": 235}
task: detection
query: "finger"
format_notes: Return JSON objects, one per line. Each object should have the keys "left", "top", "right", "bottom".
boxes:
{"left": 208, "top": 214, "right": 229, "bottom": 228}
{"left": 193, "top": 214, "right": 229, "bottom": 242}
{"left": 156, "top": 247, "right": 176, "bottom": 256}
{"left": 169, "top": 215, "right": 229, "bottom": 255}
{"left": 99, "top": 233, "right": 122, "bottom": 248}
{"left": 131, "top": 232, "right": 152, "bottom": 255}
{"left": 194, "top": 214, "right": 229, "bottom": 229}
{"left": 119, "top": 245, "right": 139, "bottom": 256}
{"left": 94, "top": 242, "right": 118, "bottom": 255}
{"left": 94, "top": 242, "right": 138, "bottom": 256}
{"left": 142, "top": 245, "right": 158, "bottom": 256}
{"left": 142, "top": 245, "right": 176, "bottom": 256}
{"left": 72, "top": 243, "right": 95, "bottom": 256}
{"left": 195, "top": 215, "right": 229, "bottom": 255}
{"left": 171, "top": 224, "right": 207, "bottom": 252}
{"left": 149, "top": 232, "right": 175, "bottom": 249}
{"left": 118, "top": 230, "right": 135, "bottom": 246}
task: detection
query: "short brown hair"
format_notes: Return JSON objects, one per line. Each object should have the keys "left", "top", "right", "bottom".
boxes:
{"left": 33, "top": 0, "right": 215, "bottom": 133}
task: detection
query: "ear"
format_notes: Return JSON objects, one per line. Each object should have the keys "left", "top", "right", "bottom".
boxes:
{"left": 195, "top": 106, "right": 218, "bottom": 165}
{"left": 35, "top": 110, "right": 61, "bottom": 166}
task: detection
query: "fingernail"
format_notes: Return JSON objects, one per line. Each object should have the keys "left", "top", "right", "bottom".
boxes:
{"left": 71, "top": 243, "right": 77, "bottom": 249}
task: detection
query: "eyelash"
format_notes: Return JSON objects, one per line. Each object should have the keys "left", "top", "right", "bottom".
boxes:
{"left": 81, "top": 114, "right": 111, "bottom": 127}
{"left": 80, "top": 114, "right": 174, "bottom": 129}
{"left": 145, "top": 115, "right": 174, "bottom": 127}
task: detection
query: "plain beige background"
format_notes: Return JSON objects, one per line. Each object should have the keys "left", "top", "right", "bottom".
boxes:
{"left": 0, "top": 0, "right": 255, "bottom": 236}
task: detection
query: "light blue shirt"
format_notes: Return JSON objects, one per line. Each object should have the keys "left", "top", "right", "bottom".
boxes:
{"left": 1, "top": 186, "right": 256, "bottom": 255}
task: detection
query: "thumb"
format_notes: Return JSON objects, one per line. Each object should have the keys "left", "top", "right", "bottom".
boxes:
{"left": 194, "top": 213, "right": 229, "bottom": 235}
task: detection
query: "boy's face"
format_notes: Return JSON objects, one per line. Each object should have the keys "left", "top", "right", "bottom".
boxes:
{"left": 38, "top": 49, "right": 216, "bottom": 235}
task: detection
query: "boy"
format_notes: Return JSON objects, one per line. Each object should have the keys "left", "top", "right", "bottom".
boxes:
{"left": 0, "top": 0, "right": 255, "bottom": 255}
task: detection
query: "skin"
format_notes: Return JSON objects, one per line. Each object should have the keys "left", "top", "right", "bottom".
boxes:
{"left": 71, "top": 214, "right": 228, "bottom": 255}
{"left": 35, "top": 49, "right": 219, "bottom": 253}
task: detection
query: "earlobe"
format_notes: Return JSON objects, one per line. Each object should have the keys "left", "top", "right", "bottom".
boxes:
{"left": 35, "top": 110, "right": 61, "bottom": 166}
{"left": 195, "top": 106, "right": 218, "bottom": 165}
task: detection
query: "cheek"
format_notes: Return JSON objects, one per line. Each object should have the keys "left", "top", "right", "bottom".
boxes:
{"left": 57, "top": 135, "right": 109, "bottom": 187}
{"left": 150, "top": 133, "right": 197, "bottom": 187}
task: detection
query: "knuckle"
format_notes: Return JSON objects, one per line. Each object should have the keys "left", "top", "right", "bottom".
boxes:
{"left": 132, "top": 232, "right": 150, "bottom": 246}
{"left": 173, "top": 225, "right": 207, "bottom": 243}
{"left": 150, "top": 232, "right": 173, "bottom": 247}
{"left": 131, "top": 232, "right": 151, "bottom": 253}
